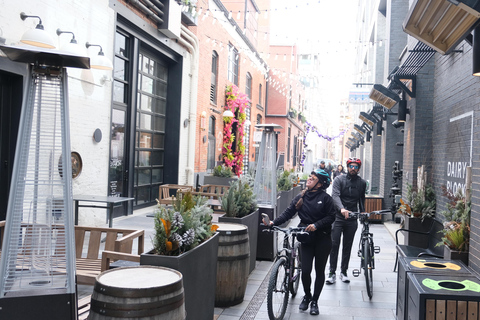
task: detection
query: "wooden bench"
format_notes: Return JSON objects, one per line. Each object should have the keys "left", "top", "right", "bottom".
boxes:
{"left": 75, "top": 226, "right": 144, "bottom": 285}
{"left": 394, "top": 218, "right": 443, "bottom": 271}
{"left": 0, "top": 222, "right": 144, "bottom": 285}
{"left": 191, "top": 184, "right": 231, "bottom": 199}
{"left": 158, "top": 184, "right": 193, "bottom": 205}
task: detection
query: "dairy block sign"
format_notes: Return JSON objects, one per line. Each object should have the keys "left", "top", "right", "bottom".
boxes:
{"left": 445, "top": 112, "right": 473, "bottom": 194}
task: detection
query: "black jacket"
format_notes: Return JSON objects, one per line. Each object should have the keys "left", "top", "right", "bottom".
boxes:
{"left": 273, "top": 189, "right": 336, "bottom": 232}
{"left": 332, "top": 169, "right": 345, "bottom": 179}
{"left": 331, "top": 173, "right": 367, "bottom": 219}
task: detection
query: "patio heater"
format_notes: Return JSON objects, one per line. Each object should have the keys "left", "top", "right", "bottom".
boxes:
{"left": 0, "top": 44, "right": 89, "bottom": 319}
{"left": 253, "top": 124, "right": 282, "bottom": 261}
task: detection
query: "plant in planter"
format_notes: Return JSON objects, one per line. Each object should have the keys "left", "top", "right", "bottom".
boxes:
{"left": 219, "top": 176, "right": 259, "bottom": 273}
{"left": 142, "top": 192, "right": 220, "bottom": 320}
{"left": 277, "top": 169, "right": 294, "bottom": 192}
{"left": 152, "top": 192, "right": 216, "bottom": 255}
{"left": 398, "top": 183, "right": 436, "bottom": 246}
{"left": 288, "top": 107, "right": 297, "bottom": 118}
{"left": 213, "top": 164, "right": 234, "bottom": 178}
{"left": 398, "top": 183, "right": 436, "bottom": 221}
{"left": 436, "top": 187, "right": 471, "bottom": 263}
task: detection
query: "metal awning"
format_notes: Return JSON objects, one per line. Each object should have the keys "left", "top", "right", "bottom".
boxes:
{"left": 403, "top": 0, "right": 480, "bottom": 55}
{"left": 395, "top": 42, "right": 436, "bottom": 77}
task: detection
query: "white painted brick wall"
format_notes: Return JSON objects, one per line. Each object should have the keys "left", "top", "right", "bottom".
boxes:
{"left": 1, "top": 0, "right": 115, "bottom": 226}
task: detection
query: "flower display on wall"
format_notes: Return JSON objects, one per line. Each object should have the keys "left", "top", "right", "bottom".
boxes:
{"left": 223, "top": 85, "right": 250, "bottom": 176}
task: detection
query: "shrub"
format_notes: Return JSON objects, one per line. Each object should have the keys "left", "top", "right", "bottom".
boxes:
{"left": 213, "top": 164, "right": 234, "bottom": 178}
{"left": 153, "top": 191, "right": 216, "bottom": 256}
{"left": 398, "top": 183, "right": 436, "bottom": 221}
{"left": 221, "top": 177, "right": 257, "bottom": 218}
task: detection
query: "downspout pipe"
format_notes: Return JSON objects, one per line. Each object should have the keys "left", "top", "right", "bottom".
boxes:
{"left": 177, "top": 25, "right": 199, "bottom": 185}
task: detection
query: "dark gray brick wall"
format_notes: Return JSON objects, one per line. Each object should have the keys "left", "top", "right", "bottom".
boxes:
{"left": 432, "top": 41, "right": 480, "bottom": 273}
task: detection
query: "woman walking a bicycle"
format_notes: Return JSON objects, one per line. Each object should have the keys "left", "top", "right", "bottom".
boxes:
{"left": 263, "top": 169, "right": 335, "bottom": 315}
{"left": 326, "top": 157, "right": 367, "bottom": 284}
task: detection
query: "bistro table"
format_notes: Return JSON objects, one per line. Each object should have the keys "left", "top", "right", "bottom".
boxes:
{"left": 73, "top": 195, "right": 135, "bottom": 228}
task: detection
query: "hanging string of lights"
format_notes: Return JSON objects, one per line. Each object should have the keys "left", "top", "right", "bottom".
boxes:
{"left": 300, "top": 122, "right": 349, "bottom": 166}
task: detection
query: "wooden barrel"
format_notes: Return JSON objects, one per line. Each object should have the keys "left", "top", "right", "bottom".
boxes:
{"left": 214, "top": 222, "right": 250, "bottom": 307}
{"left": 89, "top": 266, "right": 185, "bottom": 320}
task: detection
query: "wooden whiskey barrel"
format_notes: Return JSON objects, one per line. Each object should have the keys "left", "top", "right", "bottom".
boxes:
{"left": 89, "top": 266, "right": 185, "bottom": 320}
{"left": 214, "top": 222, "right": 250, "bottom": 307}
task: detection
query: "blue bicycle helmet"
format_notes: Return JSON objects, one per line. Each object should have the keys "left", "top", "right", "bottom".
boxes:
{"left": 311, "top": 169, "right": 331, "bottom": 189}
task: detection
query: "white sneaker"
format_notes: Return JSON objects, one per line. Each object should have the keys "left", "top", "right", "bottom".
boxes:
{"left": 340, "top": 272, "right": 350, "bottom": 283}
{"left": 325, "top": 273, "right": 336, "bottom": 284}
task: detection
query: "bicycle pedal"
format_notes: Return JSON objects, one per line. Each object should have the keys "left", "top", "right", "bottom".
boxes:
{"left": 374, "top": 246, "right": 381, "bottom": 254}
{"left": 352, "top": 269, "right": 360, "bottom": 277}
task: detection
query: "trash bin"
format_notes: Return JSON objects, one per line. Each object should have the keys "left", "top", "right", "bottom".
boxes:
{"left": 256, "top": 205, "right": 277, "bottom": 261}
{"left": 397, "top": 257, "right": 470, "bottom": 320}
{"left": 406, "top": 272, "right": 480, "bottom": 320}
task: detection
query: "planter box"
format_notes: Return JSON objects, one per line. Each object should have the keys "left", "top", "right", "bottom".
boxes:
{"left": 443, "top": 245, "right": 469, "bottom": 266}
{"left": 404, "top": 216, "right": 433, "bottom": 247}
{"left": 277, "top": 189, "right": 293, "bottom": 227}
{"left": 292, "top": 185, "right": 302, "bottom": 197}
{"left": 219, "top": 209, "right": 259, "bottom": 274}
{"left": 140, "top": 232, "right": 219, "bottom": 320}
{"left": 204, "top": 175, "right": 237, "bottom": 186}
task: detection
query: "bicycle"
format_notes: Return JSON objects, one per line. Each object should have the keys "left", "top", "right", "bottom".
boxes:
{"left": 349, "top": 210, "right": 390, "bottom": 299}
{"left": 263, "top": 225, "right": 308, "bottom": 320}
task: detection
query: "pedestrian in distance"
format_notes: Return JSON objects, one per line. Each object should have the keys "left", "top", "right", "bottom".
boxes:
{"left": 319, "top": 160, "right": 332, "bottom": 179}
{"left": 332, "top": 164, "right": 346, "bottom": 180}
{"left": 263, "top": 169, "right": 335, "bottom": 316}
{"left": 326, "top": 158, "right": 367, "bottom": 285}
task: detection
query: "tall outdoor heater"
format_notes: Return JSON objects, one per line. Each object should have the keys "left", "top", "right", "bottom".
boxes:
{"left": 0, "top": 44, "right": 89, "bottom": 319}
{"left": 254, "top": 124, "right": 282, "bottom": 260}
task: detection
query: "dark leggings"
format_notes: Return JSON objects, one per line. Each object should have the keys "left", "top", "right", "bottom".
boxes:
{"left": 329, "top": 218, "right": 358, "bottom": 274}
{"left": 300, "top": 232, "right": 332, "bottom": 301}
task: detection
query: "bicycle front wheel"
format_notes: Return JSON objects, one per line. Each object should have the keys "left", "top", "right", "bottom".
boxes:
{"left": 363, "top": 239, "right": 374, "bottom": 299}
{"left": 267, "top": 257, "right": 289, "bottom": 320}
{"left": 289, "top": 242, "right": 302, "bottom": 296}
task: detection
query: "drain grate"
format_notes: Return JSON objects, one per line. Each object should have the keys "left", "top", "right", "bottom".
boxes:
{"left": 240, "top": 266, "right": 273, "bottom": 320}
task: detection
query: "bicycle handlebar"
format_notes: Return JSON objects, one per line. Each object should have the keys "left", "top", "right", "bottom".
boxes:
{"left": 348, "top": 210, "right": 391, "bottom": 219}
{"left": 262, "top": 225, "right": 309, "bottom": 236}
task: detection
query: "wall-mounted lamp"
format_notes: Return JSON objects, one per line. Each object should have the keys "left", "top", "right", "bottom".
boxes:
{"left": 359, "top": 111, "right": 376, "bottom": 126}
{"left": 20, "top": 12, "right": 56, "bottom": 49}
{"left": 397, "top": 99, "right": 409, "bottom": 122}
{"left": 366, "top": 131, "right": 372, "bottom": 142}
{"left": 376, "top": 122, "right": 383, "bottom": 136}
{"left": 369, "top": 84, "right": 400, "bottom": 109}
{"left": 56, "top": 29, "right": 85, "bottom": 56}
{"left": 392, "top": 120, "right": 404, "bottom": 129}
{"left": 222, "top": 109, "right": 234, "bottom": 118}
{"left": 473, "top": 26, "right": 480, "bottom": 76}
{"left": 85, "top": 42, "right": 113, "bottom": 70}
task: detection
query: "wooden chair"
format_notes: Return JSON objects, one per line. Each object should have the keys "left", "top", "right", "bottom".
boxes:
{"left": 158, "top": 184, "right": 193, "bottom": 205}
{"left": 192, "top": 184, "right": 231, "bottom": 199}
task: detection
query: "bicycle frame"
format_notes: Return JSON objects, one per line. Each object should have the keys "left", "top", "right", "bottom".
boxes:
{"left": 265, "top": 226, "right": 306, "bottom": 320}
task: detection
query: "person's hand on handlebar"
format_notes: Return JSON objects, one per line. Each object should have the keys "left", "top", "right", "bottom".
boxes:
{"left": 305, "top": 224, "right": 317, "bottom": 232}
{"left": 341, "top": 208, "right": 350, "bottom": 219}
{"left": 262, "top": 218, "right": 273, "bottom": 227}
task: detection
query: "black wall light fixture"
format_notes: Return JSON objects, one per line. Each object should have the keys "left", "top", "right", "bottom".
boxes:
{"left": 473, "top": 26, "right": 480, "bottom": 76}
{"left": 366, "top": 131, "right": 372, "bottom": 142}
{"left": 353, "top": 124, "right": 366, "bottom": 135}
{"left": 376, "top": 122, "right": 383, "bottom": 136}
{"left": 392, "top": 120, "right": 404, "bottom": 129}
{"left": 397, "top": 99, "right": 409, "bottom": 122}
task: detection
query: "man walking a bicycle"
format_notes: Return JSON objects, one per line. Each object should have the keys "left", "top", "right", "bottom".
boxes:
{"left": 326, "top": 157, "right": 367, "bottom": 284}
{"left": 263, "top": 169, "right": 335, "bottom": 316}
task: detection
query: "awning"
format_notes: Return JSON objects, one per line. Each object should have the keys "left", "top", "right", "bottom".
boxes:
{"left": 403, "top": 0, "right": 480, "bottom": 55}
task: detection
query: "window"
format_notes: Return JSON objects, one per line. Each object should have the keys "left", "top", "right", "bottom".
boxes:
{"left": 258, "top": 83, "right": 262, "bottom": 106}
{"left": 228, "top": 44, "right": 239, "bottom": 85}
{"left": 287, "top": 126, "right": 291, "bottom": 162}
{"left": 256, "top": 114, "right": 262, "bottom": 124}
{"left": 246, "top": 73, "right": 252, "bottom": 100}
{"left": 210, "top": 51, "right": 218, "bottom": 104}
{"left": 207, "top": 116, "right": 216, "bottom": 170}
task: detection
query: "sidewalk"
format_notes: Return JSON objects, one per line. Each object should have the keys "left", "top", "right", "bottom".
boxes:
{"left": 79, "top": 206, "right": 400, "bottom": 319}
